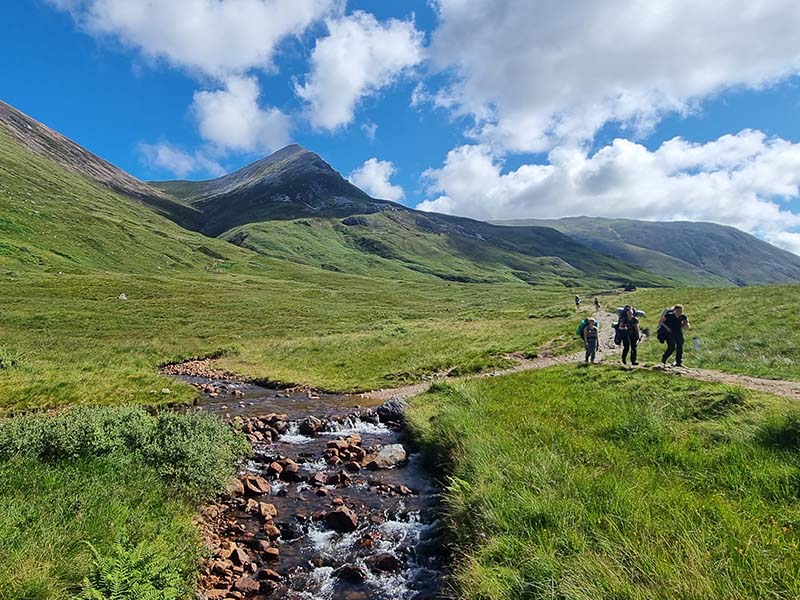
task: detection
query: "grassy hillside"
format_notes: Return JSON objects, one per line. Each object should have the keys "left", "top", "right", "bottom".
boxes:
{"left": 0, "top": 128, "right": 256, "bottom": 273}
{"left": 222, "top": 212, "right": 671, "bottom": 287}
{"left": 496, "top": 217, "right": 800, "bottom": 286}
{"left": 409, "top": 366, "right": 800, "bottom": 599}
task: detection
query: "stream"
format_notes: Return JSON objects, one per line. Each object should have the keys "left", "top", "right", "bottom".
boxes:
{"left": 181, "top": 375, "right": 446, "bottom": 600}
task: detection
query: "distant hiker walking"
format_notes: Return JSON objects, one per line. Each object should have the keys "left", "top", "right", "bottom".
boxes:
{"left": 575, "top": 295, "right": 581, "bottom": 310}
{"left": 594, "top": 297, "right": 600, "bottom": 311}
{"left": 659, "top": 304, "right": 689, "bottom": 367}
{"left": 617, "top": 305, "right": 640, "bottom": 365}
{"left": 583, "top": 317, "right": 598, "bottom": 363}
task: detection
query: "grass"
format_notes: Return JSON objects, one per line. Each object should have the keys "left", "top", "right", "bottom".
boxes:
{"left": 0, "top": 406, "right": 248, "bottom": 599}
{"left": 0, "top": 270, "right": 585, "bottom": 413}
{"left": 619, "top": 286, "right": 800, "bottom": 380}
{"left": 408, "top": 366, "right": 800, "bottom": 599}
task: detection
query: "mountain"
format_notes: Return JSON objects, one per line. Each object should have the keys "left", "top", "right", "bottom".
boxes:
{"left": 151, "top": 145, "right": 400, "bottom": 236}
{"left": 0, "top": 100, "right": 203, "bottom": 231}
{"left": 493, "top": 217, "right": 800, "bottom": 286}
{"left": 0, "top": 98, "right": 665, "bottom": 287}
{"left": 152, "top": 148, "right": 669, "bottom": 287}
{"left": 0, "top": 102, "right": 257, "bottom": 273}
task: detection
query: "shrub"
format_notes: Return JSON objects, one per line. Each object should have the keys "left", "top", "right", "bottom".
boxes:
{"left": 0, "top": 406, "right": 250, "bottom": 496}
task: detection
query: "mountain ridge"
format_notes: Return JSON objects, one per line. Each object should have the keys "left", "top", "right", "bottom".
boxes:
{"left": 493, "top": 216, "right": 800, "bottom": 286}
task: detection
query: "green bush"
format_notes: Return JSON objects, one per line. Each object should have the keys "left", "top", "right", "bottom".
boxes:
{"left": 0, "top": 406, "right": 250, "bottom": 496}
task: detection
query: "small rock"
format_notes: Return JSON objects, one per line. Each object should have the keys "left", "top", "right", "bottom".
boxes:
{"left": 366, "top": 444, "right": 407, "bottom": 470}
{"left": 264, "top": 547, "right": 280, "bottom": 561}
{"left": 259, "top": 502, "right": 278, "bottom": 520}
{"left": 160, "top": 388, "right": 171, "bottom": 395}
{"left": 299, "top": 416, "right": 323, "bottom": 436}
{"left": 243, "top": 474, "right": 271, "bottom": 496}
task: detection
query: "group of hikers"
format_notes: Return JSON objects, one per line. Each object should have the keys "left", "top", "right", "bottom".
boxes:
{"left": 577, "top": 296, "right": 690, "bottom": 367}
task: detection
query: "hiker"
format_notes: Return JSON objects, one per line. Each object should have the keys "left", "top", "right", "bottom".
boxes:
{"left": 575, "top": 295, "right": 581, "bottom": 310}
{"left": 617, "top": 305, "right": 640, "bottom": 365}
{"left": 583, "top": 317, "right": 599, "bottom": 363}
{"left": 594, "top": 297, "right": 600, "bottom": 311}
{"left": 659, "top": 304, "right": 689, "bottom": 367}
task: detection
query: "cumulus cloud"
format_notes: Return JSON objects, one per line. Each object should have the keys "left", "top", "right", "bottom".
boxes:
{"left": 139, "top": 142, "right": 225, "bottom": 178}
{"left": 192, "top": 76, "right": 291, "bottom": 153}
{"left": 429, "top": 0, "right": 800, "bottom": 152}
{"left": 49, "top": 0, "right": 334, "bottom": 78}
{"left": 297, "top": 11, "right": 424, "bottom": 130}
{"left": 418, "top": 131, "right": 800, "bottom": 254}
{"left": 349, "top": 158, "right": 405, "bottom": 201}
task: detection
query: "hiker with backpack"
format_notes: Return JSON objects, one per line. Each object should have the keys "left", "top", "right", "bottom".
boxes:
{"left": 617, "top": 305, "right": 641, "bottom": 365}
{"left": 583, "top": 317, "right": 599, "bottom": 363}
{"left": 575, "top": 295, "right": 581, "bottom": 310}
{"left": 658, "top": 304, "right": 689, "bottom": 367}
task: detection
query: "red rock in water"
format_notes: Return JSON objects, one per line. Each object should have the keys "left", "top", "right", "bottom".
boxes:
{"left": 243, "top": 474, "right": 271, "bottom": 496}
{"left": 233, "top": 575, "right": 260, "bottom": 594}
{"left": 258, "top": 502, "right": 278, "bottom": 520}
{"left": 325, "top": 506, "right": 358, "bottom": 532}
{"left": 366, "top": 552, "right": 403, "bottom": 573}
{"left": 231, "top": 547, "right": 250, "bottom": 567}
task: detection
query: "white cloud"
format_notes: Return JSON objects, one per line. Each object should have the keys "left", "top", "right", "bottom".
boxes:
{"left": 429, "top": 0, "right": 800, "bottom": 152}
{"left": 418, "top": 131, "right": 800, "bottom": 254}
{"left": 361, "top": 122, "right": 378, "bottom": 142}
{"left": 349, "top": 158, "right": 405, "bottom": 201}
{"left": 192, "top": 76, "right": 292, "bottom": 154}
{"left": 297, "top": 11, "right": 424, "bottom": 130}
{"left": 138, "top": 142, "right": 224, "bottom": 178}
{"left": 49, "top": 0, "right": 334, "bottom": 78}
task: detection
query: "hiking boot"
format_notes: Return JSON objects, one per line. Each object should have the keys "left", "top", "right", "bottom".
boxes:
{"left": 631, "top": 362, "right": 639, "bottom": 366}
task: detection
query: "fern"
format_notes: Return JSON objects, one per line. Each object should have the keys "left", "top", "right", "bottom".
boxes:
{"left": 77, "top": 541, "right": 184, "bottom": 600}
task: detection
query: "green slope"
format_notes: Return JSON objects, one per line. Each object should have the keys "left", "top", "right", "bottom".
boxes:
{"left": 221, "top": 211, "right": 672, "bottom": 288}
{"left": 0, "top": 127, "right": 259, "bottom": 274}
{"left": 495, "top": 216, "right": 800, "bottom": 286}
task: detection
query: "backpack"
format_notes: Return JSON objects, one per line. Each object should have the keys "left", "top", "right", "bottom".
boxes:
{"left": 576, "top": 318, "right": 594, "bottom": 338}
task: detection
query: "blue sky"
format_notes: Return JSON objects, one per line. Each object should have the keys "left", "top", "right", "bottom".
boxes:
{"left": 2, "top": 1, "right": 800, "bottom": 252}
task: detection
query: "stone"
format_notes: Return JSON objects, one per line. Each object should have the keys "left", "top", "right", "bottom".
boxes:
{"left": 243, "top": 474, "right": 271, "bottom": 496}
{"left": 226, "top": 477, "right": 245, "bottom": 497}
{"left": 257, "top": 568, "right": 282, "bottom": 582}
{"left": 327, "top": 439, "right": 349, "bottom": 450}
{"left": 231, "top": 547, "right": 250, "bottom": 567}
{"left": 233, "top": 576, "right": 260, "bottom": 594}
{"left": 298, "top": 416, "right": 323, "bottom": 436}
{"left": 267, "top": 461, "right": 283, "bottom": 476}
{"left": 263, "top": 524, "right": 281, "bottom": 538}
{"left": 377, "top": 398, "right": 407, "bottom": 423}
{"left": 366, "top": 444, "right": 407, "bottom": 470}
{"left": 308, "top": 471, "right": 328, "bottom": 487}
{"left": 366, "top": 552, "right": 403, "bottom": 573}
{"left": 264, "top": 547, "right": 280, "bottom": 561}
{"left": 259, "top": 502, "right": 278, "bottom": 520}
{"left": 325, "top": 506, "right": 358, "bottom": 532}
{"left": 336, "top": 563, "right": 368, "bottom": 583}
{"left": 344, "top": 461, "right": 362, "bottom": 472}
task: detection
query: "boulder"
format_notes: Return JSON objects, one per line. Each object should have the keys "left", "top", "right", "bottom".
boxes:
{"left": 377, "top": 398, "right": 407, "bottom": 423}
{"left": 336, "top": 563, "right": 368, "bottom": 583}
{"left": 366, "top": 444, "right": 407, "bottom": 470}
{"left": 258, "top": 502, "right": 278, "bottom": 520}
{"left": 325, "top": 506, "right": 358, "bottom": 532}
{"left": 366, "top": 552, "right": 403, "bottom": 573}
{"left": 299, "top": 416, "right": 323, "bottom": 436}
{"left": 243, "top": 474, "right": 271, "bottom": 496}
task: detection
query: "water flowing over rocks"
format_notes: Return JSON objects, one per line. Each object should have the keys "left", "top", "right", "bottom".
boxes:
{"left": 185, "top": 377, "right": 445, "bottom": 600}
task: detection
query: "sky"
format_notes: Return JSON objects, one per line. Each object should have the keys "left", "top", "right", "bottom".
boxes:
{"left": 2, "top": 0, "right": 800, "bottom": 254}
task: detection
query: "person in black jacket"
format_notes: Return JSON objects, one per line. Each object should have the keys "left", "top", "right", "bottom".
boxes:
{"left": 659, "top": 304, "right": 689, "bottom": 366}
{"left": 618, "top": 305, "right": 640, "bottom": 365}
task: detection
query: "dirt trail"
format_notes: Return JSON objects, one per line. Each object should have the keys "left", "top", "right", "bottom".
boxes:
{"left": 366, "top": 310, "right": 800, "bottom": 402}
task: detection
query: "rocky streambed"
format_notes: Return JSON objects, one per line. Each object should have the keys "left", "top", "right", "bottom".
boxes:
{"left": 179, "top": 374, "right": 446, "bottom": 600}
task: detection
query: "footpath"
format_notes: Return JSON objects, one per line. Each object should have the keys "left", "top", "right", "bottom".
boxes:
{"left": 367, "top": 310, "right": 800, "bottom": 402}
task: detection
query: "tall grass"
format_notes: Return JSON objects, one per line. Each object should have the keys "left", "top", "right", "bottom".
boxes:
{"left": 409, "top": 366, "right": 800, "bottom": 599}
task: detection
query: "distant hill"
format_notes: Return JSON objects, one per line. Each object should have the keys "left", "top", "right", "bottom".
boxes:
{"left": 152, "top": 148, "right": 668, "bottom": 287}
{"left": 494, "top": 217, "right": 800, "bottom": 286}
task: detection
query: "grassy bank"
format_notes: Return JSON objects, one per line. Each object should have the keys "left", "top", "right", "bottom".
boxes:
{"left": 408, "top": 365, "right": 800, "bottom": 599}
{"left": 0, "top": 407, "right": 248, "bottom": 599}
{"left": 624, "top": 285, "right": 800, "bottom": 380}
